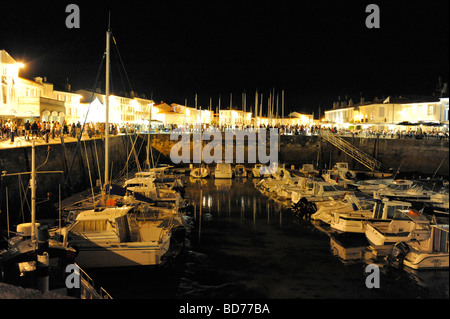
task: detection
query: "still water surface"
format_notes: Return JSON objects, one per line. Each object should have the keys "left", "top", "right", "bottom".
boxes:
{"left": 89, "top": 177, "right": 449, "bottom": 299}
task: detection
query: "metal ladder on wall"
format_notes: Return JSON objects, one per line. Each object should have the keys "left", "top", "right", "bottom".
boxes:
{"left": 319, "top": 130, "right": 381, "bottom": 171}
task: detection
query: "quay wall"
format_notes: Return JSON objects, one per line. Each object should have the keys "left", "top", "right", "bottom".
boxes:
{"left": 150, "top": 133, "right": 449, "bottom": 177}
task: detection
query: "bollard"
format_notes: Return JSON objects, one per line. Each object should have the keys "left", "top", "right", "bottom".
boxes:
{"left": 11, "top": 131, "right": 14, "bottom": 143}
{"left": 45, "top": 132, "right": 49, "bottom": 143}
{"left": 37, "top": 252, "right": 49, "bottom": 293}
{"left": 37, "top": 225, "right": 50, "bottom": 253}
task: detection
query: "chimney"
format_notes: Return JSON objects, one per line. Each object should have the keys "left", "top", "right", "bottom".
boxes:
{"left": 360, "top": 97, "right": 365, "bottom": 105}
{"left": 348, "top": 98, "right": 353, "bottom": 106}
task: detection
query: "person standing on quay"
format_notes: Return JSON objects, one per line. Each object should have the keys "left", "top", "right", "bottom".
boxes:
{"left": 24, "top": 120, "right": 31, "bottom": 140}
{"left": 31, "top": 120, "right": 38, "bottom": 139}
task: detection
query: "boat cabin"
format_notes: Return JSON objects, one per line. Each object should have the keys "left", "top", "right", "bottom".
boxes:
{"left": 372, "top": 199, "right": 412, "bottom": 219}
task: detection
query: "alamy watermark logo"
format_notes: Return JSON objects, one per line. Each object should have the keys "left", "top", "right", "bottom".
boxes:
{"left": 365, "top": 264, "right": 380, "bottom": 289}
{"left": 65, "top": 4, "right": 80, "bottom": 29}
{"left": 365, "top": 4, "right": 380, "bottom": 29}
{"left": 169, "top": 126, "right": 279, "bottom": 169}
{"left": 65, "top": 263, "right": 81, "bottom": 289}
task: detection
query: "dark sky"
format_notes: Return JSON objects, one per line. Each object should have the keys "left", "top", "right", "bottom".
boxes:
{"left": 1, "top": 0, "right": 448, "bottom": 116}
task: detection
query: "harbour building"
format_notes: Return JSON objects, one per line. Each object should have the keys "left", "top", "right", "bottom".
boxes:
{"left": 324, "top": 95, "right": 449, "bottom": 132}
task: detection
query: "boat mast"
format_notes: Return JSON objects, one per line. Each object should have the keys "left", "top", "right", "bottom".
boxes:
{"left": 104, "top": 16, "right": 111, "bottom": 193}
{"left": 31, "top": 140, "right": 36, "bottom": 244}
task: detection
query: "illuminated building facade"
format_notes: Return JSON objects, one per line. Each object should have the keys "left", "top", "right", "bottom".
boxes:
{"left": 324, "top": 96, "right": 449, "bottom": 130}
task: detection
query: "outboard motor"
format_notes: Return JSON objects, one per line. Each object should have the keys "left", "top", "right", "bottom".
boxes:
{"left": 291, "top": 197, "right": 317, "bottom": 220}
{"left": 387, "top": 242, "right": 410, "bottom": 269}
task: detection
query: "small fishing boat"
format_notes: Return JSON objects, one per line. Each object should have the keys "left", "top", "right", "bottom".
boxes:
{"left": 215, "top": 163, "right": 233, "bottom": 179}
{"left": 234, "top": 164, "right": 247, "bottom": 178}
{"left": 252, "top": 164, "right": 272, "bottom": 178}
{"left": 322, "top": 162, "right": 357, "bottom": 186}
{"left": 299, "top": 164, "right": 319, "bottom": 176}
{"left": 190, "top": 164, "right": 210, "bottom": 178}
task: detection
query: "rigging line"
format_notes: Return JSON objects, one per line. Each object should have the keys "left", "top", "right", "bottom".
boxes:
{"left": 64, "top": 53, "right": 105, "bottom": 189}
{"left": 93, "top": 138, "right": 103, "bottom": 189}
{"left": 129, "top": 133, "right": 142, "bottom": 172}
{"left": 112, "top": 33, "right": 133, "bottom": 93}
{"left": 35, "top": 146, "right": 51, "bottom": 171}
{"left": 18, "top": 175, "right": 25, "bottom": 223}
{"left": 83, "top": 141, "right": 96, "bottom": 209}
{"left": 111, "top": 41, "right": 127, "bottom": 93}
{"left": 111, "top": 133, "right": 141, "bottom": 183}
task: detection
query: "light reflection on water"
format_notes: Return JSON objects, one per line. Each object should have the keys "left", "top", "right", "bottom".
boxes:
{"left": 183, "top": 176, "right": 448, "bottom": 299}
{"left": 88, "top": 176, "right": 449, "bottom": 299}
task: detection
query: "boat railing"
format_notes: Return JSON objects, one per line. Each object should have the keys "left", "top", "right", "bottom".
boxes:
{"left": 77, "top": 263, "right": 113, "bottom": 299}
{"left": 158, "top": 213, "right": 177, "bottom": 243}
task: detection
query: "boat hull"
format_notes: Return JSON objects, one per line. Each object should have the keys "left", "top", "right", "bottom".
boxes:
{"left": 215, "top": 171, "right": 233, "bottom": 179}
{"left": 73, "top": 239, "right": 171, "bottom": 268}
{"left": 403, "top": 252, "right": 449, "bottom": 270}
{"left": 332, "top": 217, "right": 391, "bottom": 234}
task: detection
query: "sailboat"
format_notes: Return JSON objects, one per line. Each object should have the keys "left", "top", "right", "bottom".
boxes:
{"left": 59, "top": 21, "right": 185, "bottom": 269}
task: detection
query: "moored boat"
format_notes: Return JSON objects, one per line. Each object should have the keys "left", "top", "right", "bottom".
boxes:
{"left": 387, "top": 224, "right": 449, "bottom": 270}
{"left": 215, "top": 163, "right": 233, "bottom": 179}
{"left": 365, "top": 209, "right": 432, "bottom": 247}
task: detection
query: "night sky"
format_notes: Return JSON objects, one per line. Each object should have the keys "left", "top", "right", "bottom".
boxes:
{"left": 1, "top": 0, "right": 448, "bottom": 116}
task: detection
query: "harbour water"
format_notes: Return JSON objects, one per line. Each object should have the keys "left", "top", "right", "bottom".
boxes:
{"left": 87, "top": 176, "right": 449, "bottom": 299}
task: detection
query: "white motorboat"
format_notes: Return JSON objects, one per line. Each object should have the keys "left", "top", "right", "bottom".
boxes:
{"left": 214, "top": 163, "right": 233, "bottom": 179}
{"left": 388, "top": 224, "right": 449, "bottom": 270}
{"left": 63, "top": 204, "right": 184, "bottom": 268}
{"left": 322, "top": 162, "right": 356, "bottom": 186}
{"left": 275, "top": 179, "right": 305, "bottom": 201}
{"left": 124, "top": 176, "right": 182, "bottom": 207}
{"left": 374, "top": 179, "right": 435, "bottom": 202}
{"left": 234, "top": 164, "right": 248, "bottom": 178}
{"left": 428, "top": 190, "right": 449, "bottom": 215}
{"left": 134, "top": 165, "right": 173, "bottom": 179}
{"left": 190, "top": 165, "right": 210, "bottom": 178}
{"left": 291, "top": 180, "right": 349, "bottom": 204}
{"left": 256, "top": 176, "right": 293, "bottom": 195}
{"left": 330, "top": 198, "right": 412, "bottom": 234}
{"left": 365, "top": 209, "right": 432, "bottom": 247}
{"left": 356, "top": 179, "right": 393, "bottom": 194}
{"left": 311, "top": 194, "right": 375, "bottom": 225}
{"left": 299, "top": 164, "right": 319, "bottom": 176}
{"left": 271, "top": 166, "right": 291, "bottom": 180}
{"left": 252, "top": 164, "right": 272, "bottom": 178}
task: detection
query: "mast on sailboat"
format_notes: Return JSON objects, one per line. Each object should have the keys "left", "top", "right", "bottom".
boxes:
{"left": 104, "top": 15, "right": 111, "bottom": 197}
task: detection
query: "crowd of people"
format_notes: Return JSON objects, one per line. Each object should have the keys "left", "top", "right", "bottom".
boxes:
{"left": 164, "top": 122, "right": 449, "bottom": 140}
{"left": 0, "top": 119, "right": 130, "bottom": 141}
{"left": 1, "top": 119, "right": 448, "bottom": 143}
